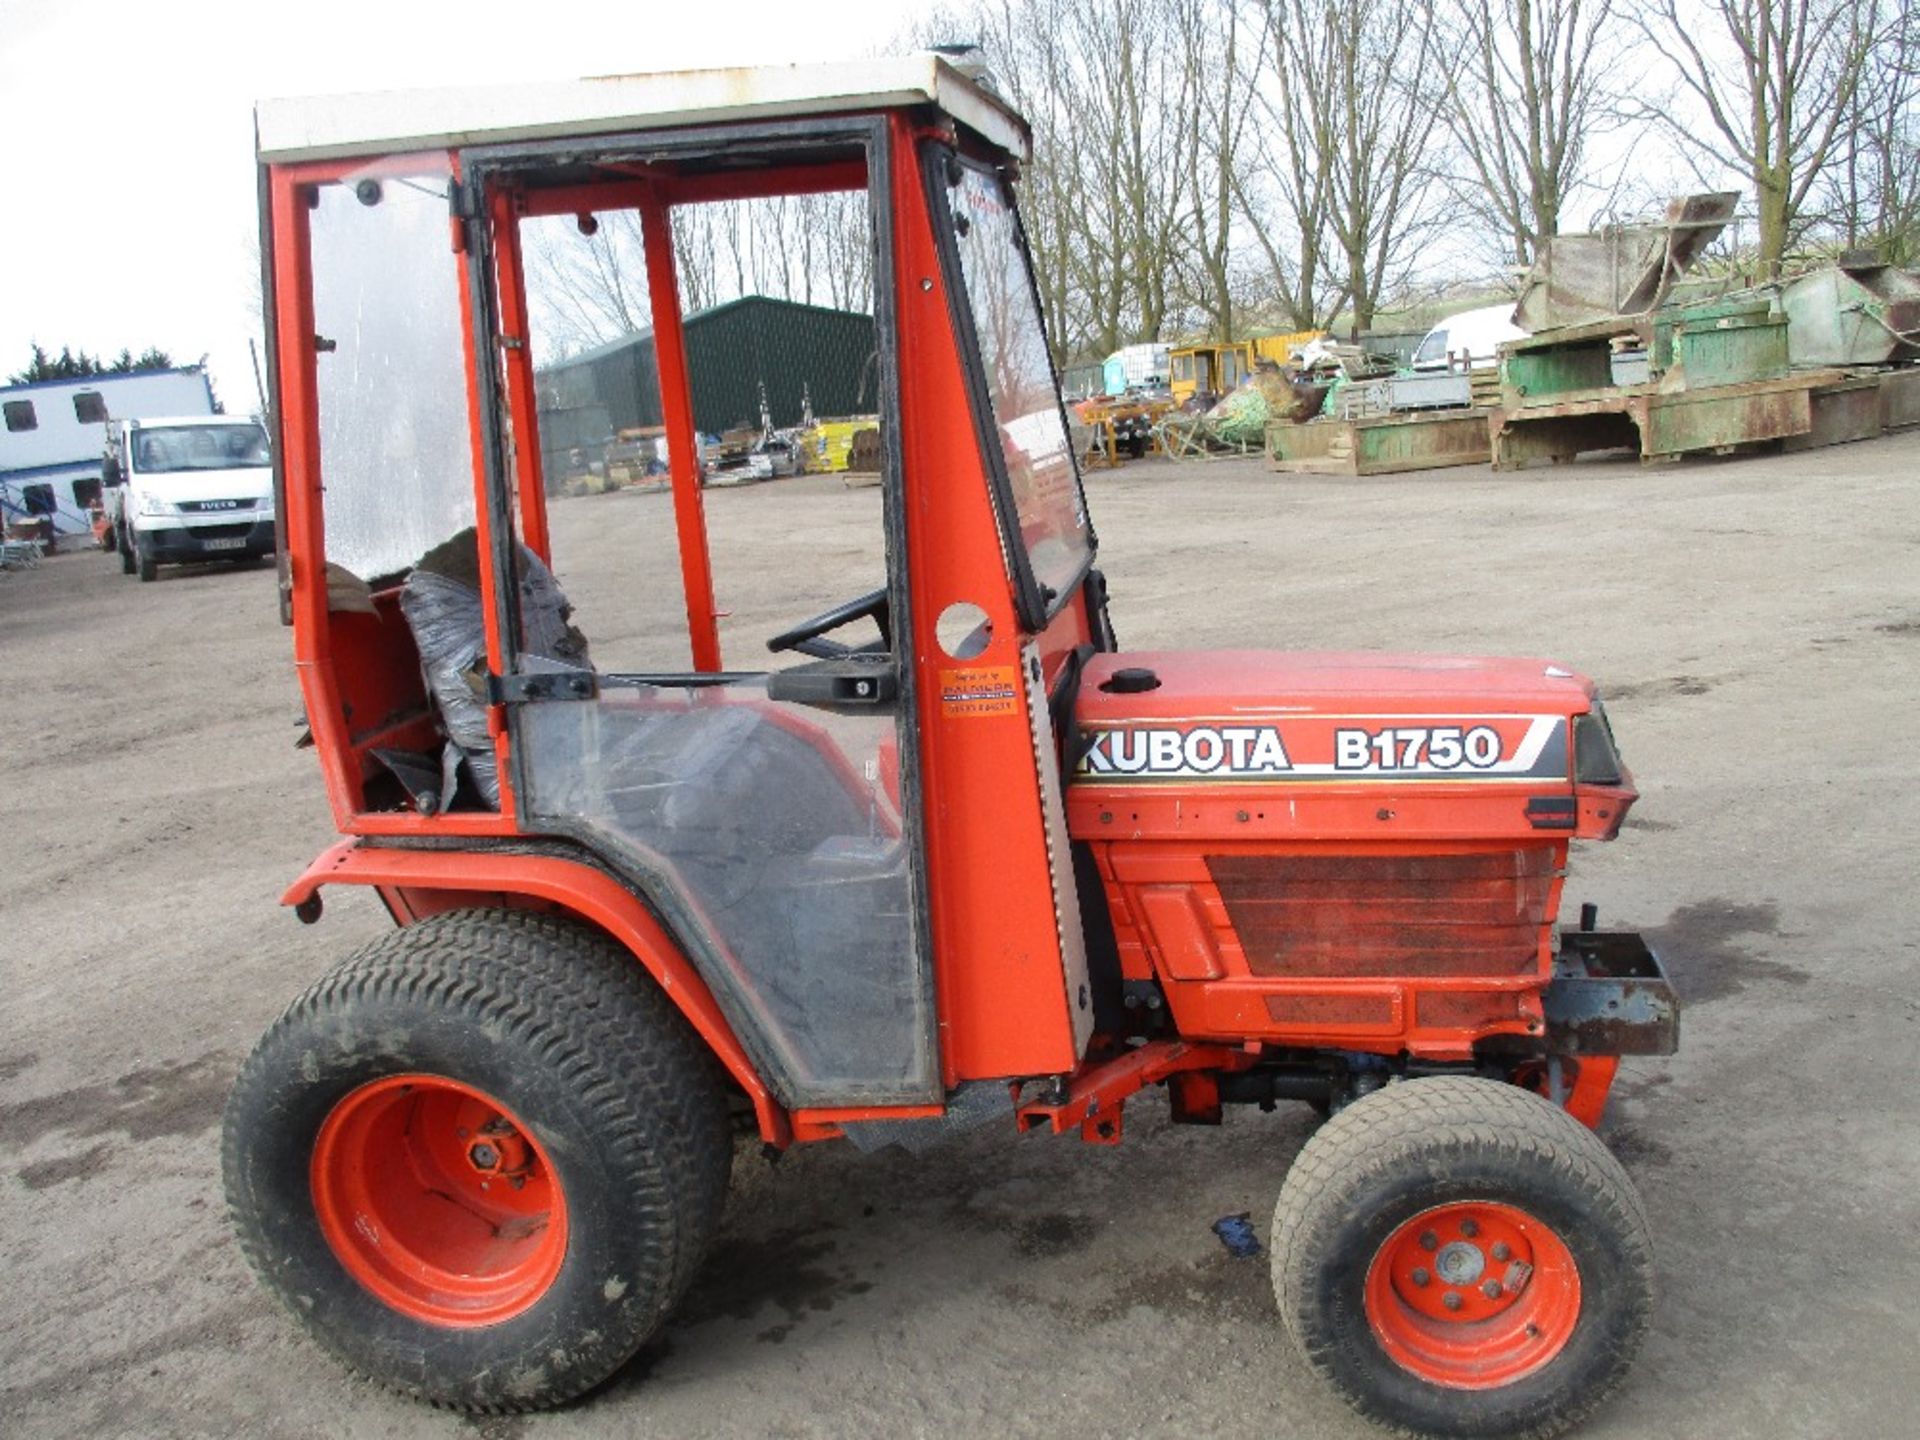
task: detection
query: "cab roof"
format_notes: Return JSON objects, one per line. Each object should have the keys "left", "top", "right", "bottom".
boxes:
{"left": 255, "top": 53, "right": 1030, "bottom": 166}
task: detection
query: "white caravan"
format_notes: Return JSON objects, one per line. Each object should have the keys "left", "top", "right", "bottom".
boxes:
{"left": 0, "top": 368, "right": 215, "bottom": 540}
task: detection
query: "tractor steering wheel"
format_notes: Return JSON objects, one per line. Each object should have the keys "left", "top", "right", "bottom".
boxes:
{"left": 766, "top": 586, "right": 892, "bottom": 660}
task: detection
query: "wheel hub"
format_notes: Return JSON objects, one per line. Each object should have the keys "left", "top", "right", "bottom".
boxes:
{"left": 1364, "top": 1200, "right": 1581, "bottom": 1390}
{"left": 310, "top": 1073, "right": 568, "bottom": 1327}
{"left": 1433, "top": 1240, "right": 1485, "bottom": 1287}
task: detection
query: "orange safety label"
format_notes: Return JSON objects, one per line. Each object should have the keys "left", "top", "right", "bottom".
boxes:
{"left": 939, "top": 665, "right": 1020, "bottom": 719}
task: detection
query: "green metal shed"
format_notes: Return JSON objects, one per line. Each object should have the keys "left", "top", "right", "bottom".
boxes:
{"left": 535, "top": 295, "right": 878, "bottom": 449}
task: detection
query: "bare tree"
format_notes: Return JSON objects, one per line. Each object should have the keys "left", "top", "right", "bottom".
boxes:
{"left": 1636, "top": 0, "right": 1889, "bottom": 278}
{"left": 1437, "top": 0, "right": 1625, "bottom": 265}
{"left": 923, "top": 0, "right": 1196, "bottom": 359}
{"left": 522, "top": 193, "right": 874, "bottom": 359}
{"left": 1243, "top": 0, "right": 1447, "bottom": 334}
{"left": 1061, "top": 0, "right": 1194, "bottom": 351}
{"left": 524, "top": 211, "right": 651, "bottom": 357}
{"left": 1170, "top": 0, "right": 1256, "bottom": 339}
{"left": 1824, "top": 0, "right": 1920, "bottom": 261}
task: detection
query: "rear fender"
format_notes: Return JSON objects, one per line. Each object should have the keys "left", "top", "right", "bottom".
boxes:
{"left": 283, "top": 838, "right": 789, "bottom": 1144}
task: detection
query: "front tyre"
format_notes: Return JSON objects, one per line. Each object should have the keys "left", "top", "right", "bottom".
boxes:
{"left": 1271, "top": 1077, "right": 1653, "bottom": 1440}
{"left": 222, "top": 909, "right": 733, "bottom": 1412}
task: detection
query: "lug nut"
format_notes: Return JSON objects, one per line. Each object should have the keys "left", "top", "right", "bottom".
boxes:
{"left": 1482, "top": 1279, "right": 1502, "bottom": 1299}
{"left": 1442, "top": 1291, "right": 1464, "bottom": 1311}
{"left": 1491, "top": 1242, "right": 1512, "bottom": 1262}
{"left": 1459, "top": 1218, "right": 1479, "bottom": 1238}
{"left": 468, "top": 1143, "right": 499, "bottom": 1170}
{"left": 1419, "top": 1230, "right": 1439, "bottom": 1252}
{"left": 1410, "top": 1268, "right": 1430, "bottom": 1287}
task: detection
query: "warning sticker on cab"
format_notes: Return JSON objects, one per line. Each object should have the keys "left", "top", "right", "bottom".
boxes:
{"left": 940, "top": 665, "right": 1020, "bottom": 719}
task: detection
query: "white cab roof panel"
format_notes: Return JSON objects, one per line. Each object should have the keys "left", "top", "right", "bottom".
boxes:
{"left": 256, "top": 54, "right": 1030, "bottom": 164}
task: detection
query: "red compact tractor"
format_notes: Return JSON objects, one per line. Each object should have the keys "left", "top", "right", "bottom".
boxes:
{"left": 228, "top": 56, "right": 1678, "bottom": 1439}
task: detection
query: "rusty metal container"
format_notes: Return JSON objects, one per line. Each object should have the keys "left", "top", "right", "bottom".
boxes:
{"left": 1782, "top": 261, "right": 1920, "bottom": 367}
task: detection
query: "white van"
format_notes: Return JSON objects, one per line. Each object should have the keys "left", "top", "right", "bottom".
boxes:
{"left": 1410, "top": 303, "right": 1527, "bottom": 371}
{"left": 105, "top": 416, "right": 275, "bottom": 581}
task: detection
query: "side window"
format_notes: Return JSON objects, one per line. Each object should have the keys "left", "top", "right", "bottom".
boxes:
{"left": 22, "top": 483, "right": 54, "bottom": 516}
{"left": 309, "top": 160, "right": 475, "bottom": 583}
{"left": 72, "top": 478, "right": 102, "bottom": 510}
{"left": 943, "top": 158, "right": 1091, "bottom": 617}
{"left": 1414, "top": 328, "right": 1449, "bottom": 366}
{"left": 520, "top": 189, "right": 885, "bottom": 674}
{"left": 4, "top": 400, "right": 35, "bottom": 432}
{"left": 73, "top": 392, "right": 108, "bottom": 424}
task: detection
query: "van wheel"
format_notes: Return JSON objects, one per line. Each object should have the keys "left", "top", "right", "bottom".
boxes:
{"left": 222, "top": 909, "right": 733, "bottom": 1412}
{"left": 119, "top": 526, "right": 135, "bottom": 574}
{"left": 135, "top": 537, "right": 156, "bottom": 582}
{"left": 1271, "top": 1076, "right": 1653, "bottom": 1440}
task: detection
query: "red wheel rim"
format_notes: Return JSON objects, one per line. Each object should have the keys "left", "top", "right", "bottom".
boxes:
{"left": 310, "top": 1074, "right": 568, "bottom": 1327}
{"left": 1363, "top": 1201, "right": 1581, "bottom": 1389}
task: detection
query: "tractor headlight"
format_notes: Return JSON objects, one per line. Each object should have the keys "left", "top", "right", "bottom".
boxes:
{"left": 1574, "top": 699, "right": 1624, "bottom": 785}
{"left": 137, "top": 491, "right": 173, "bottom": 517}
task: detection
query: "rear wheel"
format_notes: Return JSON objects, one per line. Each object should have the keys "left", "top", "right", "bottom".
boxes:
{"left": 222, "top": 908, "right": 733, "bottom": 1411}
{"left": 1271, "top": 1077, "right": 1652, "bottom": 1440}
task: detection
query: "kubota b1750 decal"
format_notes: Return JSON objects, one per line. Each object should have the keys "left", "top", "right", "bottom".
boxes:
{"left": 1073, "top": 716, "right": 1570, "bottom": 784}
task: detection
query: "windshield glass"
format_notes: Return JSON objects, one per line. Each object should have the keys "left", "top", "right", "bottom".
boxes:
{"left": 1413, "top": 328, "right": 1449, "bottom": 366}
{"left": 134, "top": 424, "right": 270, "bottom": 473}
{"left": 947, "top": 161, "right": 1091, "bottom": 611}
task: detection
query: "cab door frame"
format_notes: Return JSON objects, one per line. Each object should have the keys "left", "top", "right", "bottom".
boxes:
{"left": 454, "top": 115, "right": 943, "bottom": 1109}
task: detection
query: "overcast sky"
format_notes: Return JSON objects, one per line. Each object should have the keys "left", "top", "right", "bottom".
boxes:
{"left": 0, "top": 0, "right": 938, "bottom": 405}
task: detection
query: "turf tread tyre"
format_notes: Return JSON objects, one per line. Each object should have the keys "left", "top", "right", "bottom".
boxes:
{"left": 1272, "top": 1076, "right": 1653, "bottom": 1440}
{"left": 223, "top": 908, "right": 732, "bottom": 1412}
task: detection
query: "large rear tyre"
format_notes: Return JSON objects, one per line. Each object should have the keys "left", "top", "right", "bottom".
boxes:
{"left": 1271, "top": 1077, "right": 1652, "bottom": 1440}
{"left": 222, "top": 908, "right": 733, "bottom": 1412}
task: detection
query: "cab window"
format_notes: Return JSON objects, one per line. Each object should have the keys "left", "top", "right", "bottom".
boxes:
{"left": 942, "top": 157, "right": 1092, "bottom": 618}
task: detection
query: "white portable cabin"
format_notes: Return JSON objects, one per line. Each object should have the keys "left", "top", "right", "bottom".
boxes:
{"left": 0, "top": 369, "right": 215, "bottom": 536}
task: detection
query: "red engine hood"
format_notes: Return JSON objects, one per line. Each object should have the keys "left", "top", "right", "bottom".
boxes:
{"left": 1067, "top": 651, "right": 1630, "bottom": 840}
{"left": 1078, "top": 650, "right": 1597, "bottom": 723}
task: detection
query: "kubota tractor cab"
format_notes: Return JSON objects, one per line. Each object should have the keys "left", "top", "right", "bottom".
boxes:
{"left": 227, "top": 55, "right": 1678, "bottom": 1439}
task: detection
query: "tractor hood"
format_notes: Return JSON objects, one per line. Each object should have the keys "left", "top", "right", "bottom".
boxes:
{"left": 1069, "top": 651, "right": 1633, "bottom": 840}
{"left": 1080, "top": 649, "right": 1597, "bottom": 718}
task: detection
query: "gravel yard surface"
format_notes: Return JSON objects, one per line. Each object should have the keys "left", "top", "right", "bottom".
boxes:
{"left": 5, "top": 434, "right": 1918, "bottom": 1439}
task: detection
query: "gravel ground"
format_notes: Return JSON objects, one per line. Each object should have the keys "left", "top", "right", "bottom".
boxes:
{"left": 4, "top": 434, "right": 1918, "bottom": 1439}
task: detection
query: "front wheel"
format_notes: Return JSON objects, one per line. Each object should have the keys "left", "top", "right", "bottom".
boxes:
{"left": 135, "top": 534, "right": 156, "bottom": 582}
{"left": 118, "top": 523, "right": 135, "bottom": 574}
{"left": 222, "top": 908, "right": 733, "bottom": 1411}
{"left": 1271, "top": 1076, "right": 1653, "bottom": 1440}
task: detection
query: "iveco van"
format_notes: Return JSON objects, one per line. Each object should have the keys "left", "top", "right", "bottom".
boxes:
{"left": 105, "top": 416, "right": 274, "bottom": 580}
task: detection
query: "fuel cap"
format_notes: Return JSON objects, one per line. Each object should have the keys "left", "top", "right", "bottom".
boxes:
{"left": 1100, "top": 667, "right": 1161, "bottom": 694}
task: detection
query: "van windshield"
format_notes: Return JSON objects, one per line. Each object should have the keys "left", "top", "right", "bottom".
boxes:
{"left": 1413, "top": 328, "right": 1449, "bottom": 367}
{"left": 134, "top": 424, "right": 270, "bottom": 473}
